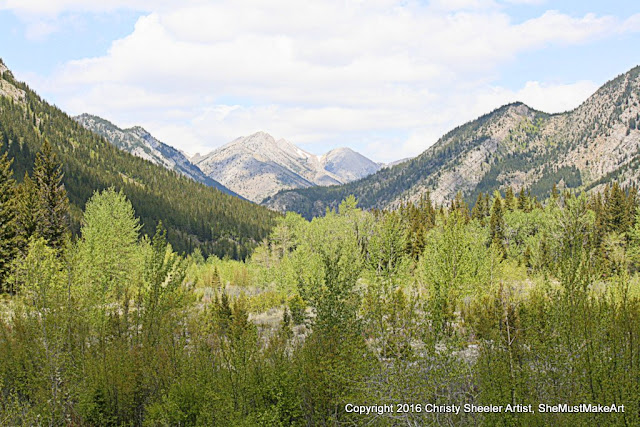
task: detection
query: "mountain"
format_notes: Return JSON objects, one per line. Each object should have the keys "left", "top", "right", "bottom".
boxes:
{"left": 74, "top": 114, "right": 239, "bottom": 197}
{"left": 265, "top": 65, "right": 640, "bottom": 218}
{"left": 0, "top": 58, "right": 278, "bottom": 258}
{"left": 193, "top": 131, "right": 381, "bottom": 202}
{"left": 320, "top": 147, "right": 382, "bottom": 182}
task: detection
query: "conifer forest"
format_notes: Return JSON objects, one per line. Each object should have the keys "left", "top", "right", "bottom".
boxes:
{"left": 2, "top": 130, "right": 640, "bottom": 425}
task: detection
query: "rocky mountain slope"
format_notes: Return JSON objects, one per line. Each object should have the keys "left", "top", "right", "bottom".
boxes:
{"left": 320, "top": 147, "right": 382, "bottom": 182}
{"left": 265, "top": 65, "right": 640, "bottom": 218}
{"left": 193, "top": 132, "right": 381, "bottom": 202}
{"left": 74, "top": 114, "right": 238, "bottom": 197}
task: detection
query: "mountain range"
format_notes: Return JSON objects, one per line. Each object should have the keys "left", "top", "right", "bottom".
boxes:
{"left": 74, "top": 114, "right": 239, "bottom": 197}
{"left": 76, "top": 117, "right": 382, "bottom": 203}
{"left": 6, "top": 56, "right": 640, "bottom": 225}
{"left": 192, "top": 132, "right": 381, "bottom": 202}
{"left": 265, "top": 66, "right": 640, "bottom": 217}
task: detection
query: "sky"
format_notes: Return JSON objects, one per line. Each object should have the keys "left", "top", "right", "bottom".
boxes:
{"left": 1, "top": 1, "right": 639, "bottom": 163}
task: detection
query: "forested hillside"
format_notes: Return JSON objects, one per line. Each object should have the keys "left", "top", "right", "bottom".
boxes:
{"left": 0, "top": 59, "right": 278, "bottom": 258}
{"left": 266, "top": 66, "right": 640, "bottom": 218}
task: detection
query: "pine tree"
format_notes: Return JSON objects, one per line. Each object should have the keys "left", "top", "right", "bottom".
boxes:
{"left": 451, "top": 191, "right": 469, "bottom": 221}
{"left": 517, "top": 188, "right": 528, "bottom": 211}
{"left": 471, "top": 192, "right": 487, "bottom": 223}
{"left": 418, "top": 192, "right": 436, "bottom": 229}
{"left": 32, "top": 140, "right": 69, "bottom": 250}
{"left": 212, "top": 265, "right": 222, "bottom": 289}
{"left": 504, "top": 187, "right": 515, "bottom": 211}
{"left": 551, "top": 183, "right": 560, "bottom": 203}
{"left": 15, "top": 172, "right": 39, "bottom": 252}
{"left": 0, "top": 151, "right": 19, "bottom": 289}
{"left": 605, "top": 182, "right": 630, "bottom": 233}
{"left": 489, "top": 196, "right": 506, "bottom": 257}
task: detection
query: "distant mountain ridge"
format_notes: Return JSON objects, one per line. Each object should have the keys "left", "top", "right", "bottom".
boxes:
{"left": 74, "top": 114, "right": 239, "bottom": 197}
{"left": 265, "top": 65, "right": 640, "bottom": 218}
{"left": 77, "top": 116, "right": 382, "bottom": 204}
{"left": 193, "top": 131, "right": 382, "bottom": 202}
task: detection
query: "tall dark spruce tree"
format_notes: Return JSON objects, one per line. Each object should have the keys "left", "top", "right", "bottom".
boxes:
{"left": 489, "top": 195, "right": 506, "bottom": 257}
{"left": 0, "top": 151, "right": 18, "bottom": 289}
{"left": 32, "top": 140, "right": 69, "bottom": 250}
{"left": 14, "top": 172, "right": 38, "bottom": 252}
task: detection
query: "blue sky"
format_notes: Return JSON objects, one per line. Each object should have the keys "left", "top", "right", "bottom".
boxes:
{"left": 1, "top": 0, "right": 639, "bottom": 162}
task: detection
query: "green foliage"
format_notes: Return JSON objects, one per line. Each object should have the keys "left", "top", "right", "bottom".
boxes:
{"left": 490, "top": 194, "right": 506, "bottom": 257}
{"left": 0, "top": 150, "right": 18, "bottom": 289}
{"left": 2, "top": 179, "right": 640, "bottom": 425}
{"left": 422, "top": 210, "right": 498, "bottom": 336}
{"left": 143, "top": 223, "right": 187, "bottom": 345}
{"left": 291, "top": 197, "right": 364, "bottom": 331}
{"left": 14, "top": 172, "right": 38, "bottom": 253}
{"left": 76, "top": 188, "right": 143, "bottom": 302}
{"left": 32, "top": 140, "right": 69, "bottom": 250}
{"left": 631, "top": 208, "right": 640, "bottom": 268}
{"left": 287, "top": 294, "right": 306, "bottom": 325}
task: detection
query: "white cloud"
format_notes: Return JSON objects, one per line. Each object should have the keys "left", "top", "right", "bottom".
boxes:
{"left": 512, "top": 80, "right": 599, "bottom": 113}
{"left": 500, "top": 0, "right": 546, "bottom": 5}
{"left": 4, "top": 1, "right": 633, "bottom": 162}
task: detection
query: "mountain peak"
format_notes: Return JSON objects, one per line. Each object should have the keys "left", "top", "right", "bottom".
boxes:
{"left": 325, "top": 147, "right": 356, "bottom": 155}
{"left": 75, "top": 113, "right": 238, "bottom": 196}
{"left": 194, "top": 133, "right": 381, "bottom": 202}
{"left": 234, "top": 131, "right": 277, "bottom": 151}
{"left": 0, "top": 59, "right": 9, "bottom": 76}
{"left": 266, "top": 64, "right": 640, "bottom": 217}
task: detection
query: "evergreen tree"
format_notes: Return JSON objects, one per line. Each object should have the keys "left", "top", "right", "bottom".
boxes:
{"left": 551, "top": 183, "right": 560, "bottom": 203}
{"left": 630, "top": 207, "right": 640, "bottom": 267}
{"left": 504, "top": 187, "right": 515, "bottom": 211}
{"left": 419, "top": 191, "right": 436, "bottom": 228}
{"left": 212, "top": 265, "right": 222, "bottom": 289}
{"left": 32, "top": 140, "right": 69, "bottom": 250}
{"left": 451, "top": 191, "right": 469, "bottom": 221}
{"left": 517, "top": 188, "right": 529, "bottom": 212}
{"left": 489, "top": 196, "right": 506, "bottom": 257}
{"left": 471, "top": 192, "right": 487, "bottom": 224}
{"left": 605, "top": 182, "right": 629, "bottom": 233}
{"left": 0, "top": 151, "right": 18, "bottom": 289}
{"left": 14, "top": 172, "right": 38, "bottom": 252}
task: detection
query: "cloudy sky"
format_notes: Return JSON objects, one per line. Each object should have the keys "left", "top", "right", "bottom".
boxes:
{"left": 1, "top": 0, "right": 639, "bottom": 162}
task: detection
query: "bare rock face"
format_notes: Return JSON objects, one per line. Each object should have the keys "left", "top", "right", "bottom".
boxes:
{"left": 320, "top": 147, "right": 381, "bottom": 183}
{"left": 194, "top": 132, "right": 380, "bottom": 202}
{"left": 74, "top": 114, "right": 237, "bottom": 196}
{"left": 265, "top": 65, "right": 640, "bottom": 217}
{"left": 0, "top": 62, "right": 26, "bottom": 104}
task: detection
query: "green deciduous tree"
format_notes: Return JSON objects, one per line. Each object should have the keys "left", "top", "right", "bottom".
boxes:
{"left": 76, "top": 187, "right": 142, "bottom": 303}
{"left": 422, "top": 210, "right": 498, "bottom": 338}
